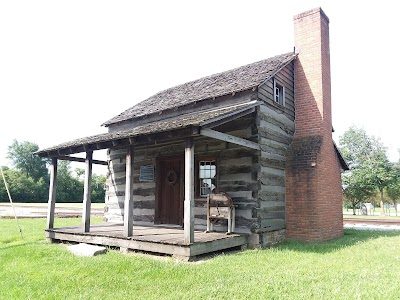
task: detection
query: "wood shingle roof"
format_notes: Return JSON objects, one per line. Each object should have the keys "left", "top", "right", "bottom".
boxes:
{"left": 102, "top": 52, "right": 296, "bottom": 126}
{"left": 36, "top": 101, "right": 259, "bottom": 157}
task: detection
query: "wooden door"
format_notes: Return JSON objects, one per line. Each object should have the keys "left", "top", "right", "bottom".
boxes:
{"left": 155, "top": 156, "right": 184, "bottom": 226}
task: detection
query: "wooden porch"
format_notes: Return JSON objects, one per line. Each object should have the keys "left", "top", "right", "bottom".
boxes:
{"left": 46, "top": 223, "right": 248, "bottom": 258}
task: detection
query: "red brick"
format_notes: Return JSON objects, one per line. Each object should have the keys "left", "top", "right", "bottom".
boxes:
{"left": 285, "top": 8, "right": 343, "bottom": 242}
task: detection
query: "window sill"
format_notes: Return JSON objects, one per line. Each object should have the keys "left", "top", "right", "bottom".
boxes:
{"left": 264, "top": 99, "right": 285, "bottom": 113}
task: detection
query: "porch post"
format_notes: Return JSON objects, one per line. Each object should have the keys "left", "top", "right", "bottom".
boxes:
{"left": 46, "top": 158, "right": 58, "bottom": 230}
{"left": 124, "top": 146, "right": 134, "bottom": 237}
{"left": 82, "top": 151, "right": 93, "bottom": 232}
{"left": 184, "top": 137, "right": 195, "bottom": 244}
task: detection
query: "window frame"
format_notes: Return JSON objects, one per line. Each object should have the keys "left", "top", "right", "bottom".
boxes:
{"left": 195, "top": 155, "right": 219, "bottom": 199}
{"left": 273, "top": 78, "right": 285, "bottom": 106}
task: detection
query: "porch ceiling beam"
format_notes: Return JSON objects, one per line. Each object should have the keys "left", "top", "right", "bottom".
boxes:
{"left": 46, "top": 158, "right": 58, "bottom": 231}
{"left": 57, "top": 155, "right": 108, "bottom": 166}
{"left": 200, "top": 128, "right": 261, "bottom": 150}
{"left": 124, "top": 146, "right": 134, "bottom": 237}
{"left": 82, "top": 151, "right": 93, "bottom": 233}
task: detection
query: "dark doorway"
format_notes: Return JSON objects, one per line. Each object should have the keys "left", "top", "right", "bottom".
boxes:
{"left": 155, "top": 156, "right": 184, "bottom": 226}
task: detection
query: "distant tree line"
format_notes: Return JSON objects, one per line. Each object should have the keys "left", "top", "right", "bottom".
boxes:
{"left": 0, "top": 140, "right": 106, "bottom": 203}
{"left": 339, "top": 127, "right": 400, "bottom": 215}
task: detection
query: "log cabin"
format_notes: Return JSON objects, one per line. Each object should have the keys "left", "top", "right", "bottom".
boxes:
{"left": 36, "top": 7, "right": 348, "bottom": 257}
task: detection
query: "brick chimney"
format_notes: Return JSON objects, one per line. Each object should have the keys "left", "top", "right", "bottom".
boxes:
{"left": 285, "top": 8, "right": 343, "bottom": 242}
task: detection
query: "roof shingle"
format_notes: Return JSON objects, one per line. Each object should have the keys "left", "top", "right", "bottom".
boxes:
{"left": 36, "top": 102, "right": 259, "bottom": 156}
{"left": 102, "top": 52, "right": 296, "bottom": 126}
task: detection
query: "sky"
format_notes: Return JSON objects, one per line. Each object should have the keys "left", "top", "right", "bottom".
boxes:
{"left": 1, "top": 0, "right": 399, "bottom": 175}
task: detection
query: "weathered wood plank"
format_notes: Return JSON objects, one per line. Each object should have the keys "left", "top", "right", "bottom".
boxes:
{"left": 184, "top": 137, "right": 194, "bottom": 244}
{"left": 259, "top": 104, "right": 295, "bottom": 128}
{"left": 258, "top": 190, "right": 285, "bottom": 202}
{"left": 258, "top": 173, "right": 286, "bottom": 186}
{"left": 259, "top": 127, "right": 294, "bottom": 145}
{"left": 200, "top": 128, "right": 260, "bottom": 150}
{"left": 257, "top": 207, "right": 285, "bottom": 219}
{"left": 259, "top": 156, "right": 286, "bottom": 170}
{"left": 56, "top": 155, "right": 108, "bottom": 165}
{"left": 258, "top": 219, "right": 285, "bottom": 232}
{"left": 46, "top": 158, "right": 58, "bottom": 230}
{"left": 124, "top": 146, "right": 134, "bottom": 237}
{"left": 82, "top": 151, "right": 93, "bottom": 232}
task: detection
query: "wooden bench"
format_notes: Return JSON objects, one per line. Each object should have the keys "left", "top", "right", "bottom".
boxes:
{"left": 206, "top": 193, "right": 235, "bottom": 234}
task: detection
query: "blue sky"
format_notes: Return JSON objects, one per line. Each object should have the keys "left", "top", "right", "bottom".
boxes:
{"left": 1, "top": 0, "right": 398, "bottom": 173}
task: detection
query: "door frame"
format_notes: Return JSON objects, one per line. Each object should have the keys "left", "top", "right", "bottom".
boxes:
{"left": 155, "top": 155, "right": 185, "bottom": 226}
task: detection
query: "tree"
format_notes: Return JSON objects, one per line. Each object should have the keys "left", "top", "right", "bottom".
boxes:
{"left": 342, "top": 167, "right": 376, "bottom": 215}
{"left": 387, "top": 164, "right": 400, "bottom": 216}
{"left": 7, "top": 140, "right": 49, "bottom": 182}
{"left": 0, "top": 168, "right": 47, "bottom": 202}
{"left": 339, "top": 126, "right": 394, "bottom": 215}
{"left": 91, "top": 173, "right": 106, "bottom": 203}
{"left": 56, "top": 161, "right": 84, "bottom": 202}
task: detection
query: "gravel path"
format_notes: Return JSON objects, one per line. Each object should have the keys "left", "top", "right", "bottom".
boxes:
{"left": 0, "top": 204, "right": 103, "bottom": 218}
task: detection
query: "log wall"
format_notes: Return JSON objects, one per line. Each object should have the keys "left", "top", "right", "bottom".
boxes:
{"left": 104, "top": 66, "right": 295, "bottom": 247}
{"left": 255, "top": 63, "right": 295, "bottom": 246}
{"left": 104, "top": 114, "right": 260, "bottom": 234}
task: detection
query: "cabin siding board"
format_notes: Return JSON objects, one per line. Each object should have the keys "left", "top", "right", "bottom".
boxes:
{"left": 258, "top": 62, "right": 295, "bottom": 121}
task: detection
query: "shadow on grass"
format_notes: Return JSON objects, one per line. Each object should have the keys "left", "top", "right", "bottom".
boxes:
{"left": 276, "top": 229, "right": 400, "bottom": 254}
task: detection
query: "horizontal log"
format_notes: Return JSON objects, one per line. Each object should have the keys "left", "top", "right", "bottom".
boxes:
{"left": 260, "top": 166, "right": 285, "bottom": 176}
{"left": 259, "top": 173, "right": 286, "bottom": 186}
{"left": 258, "top": 191, "right": 285, "bottom": 202}
{"left": 260, "top": 185, "right": 286, "bottom": 194}
{"left": 259, "top": 139, "right": 288, "bottom": 156}
{"left": 258, "top": 219, "right": 285, "bottom": 232}
{"left": 258, "top": 105, "right": 295, "bottom": 129}
{"left": 257, "top": 208, "right": 285, "bottom": 219}
{"left": 133, "top": 215, "right": 154, "bottom": 223}
{"left": 259, "top": 128, "right": 293, "bottom": 145}
{"left": 219, "top": 147, "right": 258, "bottom": 160}
{"left": 134, "top": 187, "right": 155, "bottom": 196}
{"left": 259, "top": 156, "right": 286, "bottom": 170}
{"left": 219, "top": 164, "right": 258, "bottom": 175}
{"left": 218, "top": 182, "right": 259, "bottom": 192}
{"left": 259, "top": 200, "right": 285, "bottom": 209}
{"left": 133, "top": 200, "right": 155, "bottom": 209}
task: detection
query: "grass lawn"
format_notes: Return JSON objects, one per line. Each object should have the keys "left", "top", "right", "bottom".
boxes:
{"left": 1, "top": 218, "right": 400, "bottom": 299}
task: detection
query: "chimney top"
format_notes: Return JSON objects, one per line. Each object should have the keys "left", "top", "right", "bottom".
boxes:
{"left": 293, "top": 7, "right": 329, "bottom": 23}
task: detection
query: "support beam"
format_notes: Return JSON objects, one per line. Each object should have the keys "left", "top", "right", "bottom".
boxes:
{"left": 46, "top": 158, "right": 58, "bottom": 230}
{"left": 124, "top": 146, "right": 134, "bottom": 237}
{"left": 82, "top": 151, "right": 93, "bottom": 232}
{"left": 200, "top": 128, "right": 261, "bottom": 150}
{"left": 184, "top": 137, "right": 195, "bottom": 244}
{"left": 57, "top": 155, "right": 108, "bottom": 165}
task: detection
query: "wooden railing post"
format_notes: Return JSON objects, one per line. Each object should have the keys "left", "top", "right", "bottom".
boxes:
{"left": 82, "top": 151, "right": 93, "bottom": 232}
{"left": 124, "top": 146, "right": 134, "bottom": 237}
{"left": 184, "top": 137, "right": 195, "bottom": 244}
{"left": 46, "top": 158, "right": 58, "bottom": 230}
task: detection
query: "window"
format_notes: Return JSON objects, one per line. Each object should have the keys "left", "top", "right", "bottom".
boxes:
{"left": 199, "top": 160, "right": 217, "bottom": 198}
{"left": 273, "top": 78, "right": 285, "bottom": 106}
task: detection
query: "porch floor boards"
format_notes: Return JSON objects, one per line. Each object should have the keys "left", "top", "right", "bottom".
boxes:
{"left": 45, "top": 223, "right": 248, "bottom": 257}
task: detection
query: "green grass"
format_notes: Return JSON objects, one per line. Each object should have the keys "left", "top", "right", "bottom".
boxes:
{"left": 1, "top": 218, "right": 400, "bottom": 299}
